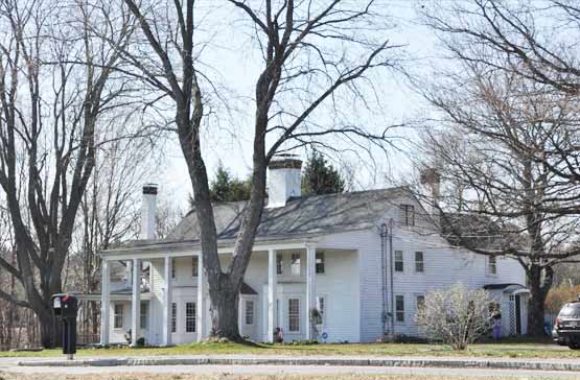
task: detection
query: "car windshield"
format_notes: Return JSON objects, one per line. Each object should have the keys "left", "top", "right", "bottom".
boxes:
{"left": 560, "top": 304, "right": 580, "bottom": 317}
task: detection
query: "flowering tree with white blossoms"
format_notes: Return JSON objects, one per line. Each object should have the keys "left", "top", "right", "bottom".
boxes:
{"left": 416, "top": 284, "right": 493, "bottom": 350}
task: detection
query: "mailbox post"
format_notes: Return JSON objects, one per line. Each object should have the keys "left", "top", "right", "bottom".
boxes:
{"left": 52, "top": 293, "right": 78, "bottom": 360}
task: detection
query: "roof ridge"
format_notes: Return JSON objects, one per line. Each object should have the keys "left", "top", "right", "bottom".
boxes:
{"left": 184, "top": 186, "right": 408, "bottom": 216}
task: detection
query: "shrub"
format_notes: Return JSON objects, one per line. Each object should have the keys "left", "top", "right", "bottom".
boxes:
{"left": 545, "top": 285, "right": 580, "bottom": 314}
{"left": 416, "top": 283, "right": 493, "bottom": 350}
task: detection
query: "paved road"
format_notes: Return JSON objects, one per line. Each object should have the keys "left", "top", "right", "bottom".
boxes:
{"left": 1, "top": 363, "right": 579, "bottom": 379}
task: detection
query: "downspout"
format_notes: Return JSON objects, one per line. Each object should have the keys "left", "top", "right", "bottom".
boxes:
{"left": 389, "top": 218, "right": 395, "bottom": 337}
{"left": 380, "top": 223, "right": 388, "bottom": 338}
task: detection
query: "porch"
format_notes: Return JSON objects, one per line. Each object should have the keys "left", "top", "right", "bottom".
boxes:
{"left": 99, "top": 240, "right": 359, "bottom": 346}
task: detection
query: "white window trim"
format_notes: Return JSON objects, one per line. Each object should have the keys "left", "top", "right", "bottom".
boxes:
{"left": 414, "top": 251, "right": 424, "bottom": 273}
{"left": 290, "top": 253, "right": 301, "bottom": 276}
{"left": 113, "top": 303, "right": 124, "bottom": 330}
{"left": 315, "top": 252, "right": 325, "bottom": 274}
{"left": 488, "top": 256, "right": 498, "bottom": 276}
{"left": 140, "top": 301, "right": 148, "bottom": 330}
{"left": 395, "top": 294, "right": 405, "bottom": 324}
{"left": 192, "top": 256, "right": 199, "bottom": 278}
{"left": 316, "top": 295, "right": 327, "bottom": 325}
{"left": 245, "top": 299, "right": 255, "bottom": 326}
{"left": 185, "top": 301, "right": 196, "bottom": 333}
{"left": 394, "top": 250, "right": 404, "bottom": 272}
{"left": 287, "top": 297, "right": 301, "bottom": 333}
{"left": 171, "top": 302, "right": 177, "bottom": 333}
{"left": 415, "top": 294, "right": 425, "bottom": 312}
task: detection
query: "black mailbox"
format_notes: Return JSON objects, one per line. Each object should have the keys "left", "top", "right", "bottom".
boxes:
{"left": 52, "top": 294, "right": 78, "bottom": 359}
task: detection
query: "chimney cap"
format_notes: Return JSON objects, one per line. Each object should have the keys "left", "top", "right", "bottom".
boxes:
{"left": 143, "top": 183, "right": 158, "bottom": 195}
{"left": 268, "top": 153, "right": 302, "bottom": 170}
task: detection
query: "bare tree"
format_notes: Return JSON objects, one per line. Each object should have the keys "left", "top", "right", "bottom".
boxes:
{"left": 115, "top": 0, "right": 402, "bottom": 340}
{"left": 420, "top": 0, "right": 580, "bottom": 201}
{"left": 0, "top": 0, "right": 134, "bottom": 347}
{"left": 418, "top": 64, "right": 580, "bottom": 336}
{"left": 65, "top": 133, "right": 156, "bottom": 342}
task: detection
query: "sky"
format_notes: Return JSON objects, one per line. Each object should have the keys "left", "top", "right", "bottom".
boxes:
{"left": 152, "top": 0, "right": 439, "bottom": 211}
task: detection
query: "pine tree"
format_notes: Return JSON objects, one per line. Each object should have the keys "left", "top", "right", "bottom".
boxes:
{"left": 210, "top": 163, "right": 251, "bottom": 202}
{"left": 302, "top": 151, "right": 345, "bottom": 195}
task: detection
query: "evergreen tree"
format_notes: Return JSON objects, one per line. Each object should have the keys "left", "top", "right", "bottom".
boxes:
{"left": 188, "top": 164, "right": 251, "bottom": 207}
{"left": 210, "top": 163, "right": 251, "bottom": 202}
{"left": 302, "top": 151, "right": 345, "bottom": 195}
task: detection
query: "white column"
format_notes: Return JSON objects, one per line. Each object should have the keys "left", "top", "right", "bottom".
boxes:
{"left": 162, "top": 256, "right": 172, "bottom": 346}
{"left": 306, "top": 245, "right": 316, "bottom": 340}
{"left": 100, "top": 260, "right": 111, "bottom": 346}
{"left": 131, "top": 258, "right": 141, "bottom": 347}
{"left": 196, "top": 253, "right": 205, "bottom": 342}
{"left": 267, "top": 249, "right": 277, "bottom": 343}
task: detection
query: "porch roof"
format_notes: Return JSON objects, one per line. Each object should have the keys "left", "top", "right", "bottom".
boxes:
{"left": 483, "top": 283, "right": 529, "bottom": 294}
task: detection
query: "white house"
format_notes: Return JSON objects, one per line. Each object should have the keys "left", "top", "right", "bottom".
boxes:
{"left": 98, "top": 156, "right": 529, "bottom": 346}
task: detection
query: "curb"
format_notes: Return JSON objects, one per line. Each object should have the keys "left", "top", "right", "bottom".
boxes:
{"left": 15, "top": 356, "right": 580, "bottom": 372}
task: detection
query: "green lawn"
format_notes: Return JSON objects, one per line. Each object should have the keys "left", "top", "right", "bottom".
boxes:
{"left": 1, "top": 339, "right": 578, "bottom": 359}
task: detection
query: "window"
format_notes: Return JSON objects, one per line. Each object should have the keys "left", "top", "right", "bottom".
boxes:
{"left": 276, "top": 254, "right": 283, "bottom": 275}
{"left": 396, "top": 295, "right": 405, "bottom": 322}
{"left": 185, "top": 302, "right": 196, "bottom": 332}
{"left": 315, "top": 252, "right": 325, "bottom": 274}
{"left": 291, "top": 253, "right": 301, "bottom": 276}
{"left": 394, "top": 250, "right": 404, "bottom": 272}
{"left": 488, "top": 256, "right": 497, "bottom": 275}
{"left": 316, "top": 296, "right": 326, "bottom": 325}
{"left": 192, "top": 256, "right": 199, "bottom": 277}
{"left": 399, "top": 204, "right": 415, "bottom": 226}
{"left": 171, "top": 303, "right": 177, "bottom": 333}
{"left": 140, "top": 301, "right": 148, "bottom": 329}
{"left": 415, "top": 251, "right": 424, "bottom": 273}
{"left": 245, "top": 300, "right": 254, "bottom": 325}
{"left": 114, "top": 304, "right": 123, "bottom": 329}
{"left": 416, "top": 295, "right": 425, "bottom": 312}
{"left": 288, "top": 298, "right": 300, "bottom": 332}
{"left": 316, "top": 296, "right": 325, "bottom": 317}
{"left": 171, "top": 258, "right": 176, "bottom": 279}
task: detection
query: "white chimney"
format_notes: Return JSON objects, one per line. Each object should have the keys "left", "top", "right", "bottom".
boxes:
{"left": 141, "top": 183, "right": 158, "bottom": 239}
{"left": 267, "top": 154, "right": 302, "bottom": 208}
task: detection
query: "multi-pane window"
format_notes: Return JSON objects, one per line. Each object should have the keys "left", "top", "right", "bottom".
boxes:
{"left": 488, "top": 256, "right": 497, "bottom": 275}
{"left": 415, "top": 251, "right": 424, "bottom": 273}
{"left": 171, "top": 258, "right": 176, "bottom": 279}
{"left": 114, "top": 304, "right": 123, "bottom": 329}
{"left": 416, "top": 295, "right": 425, "bottom": 312}
{"left": 399, "top": 204, "right": 415, "bottom": 226}
{"left": 276, "top": 254, "right": 283, "bottom": 275}
{"left": 291, "top": 253, "right": 301, "bottom": 276}
{"left": 245, "top": 300, "right": 254, "bottom": 325}
{"left": 140, "top": 301, "right": 148, "bottom": 329}
{"left": 192, "top": 256, "right": 199, "bottom": 277}
{"left": 186, "top": 302, "right": 196, "bottom": 332}
{"left": 395, "top": 295, "right": 405, "bottom": 322}
{"left": 288, "top": 298, "right": 300, "bottom": 332}
{"left": 315, "top": 252, "right": 325, "bottom": 274}
{"left": 171, "top": 303, "right": 177, "bottom": 333}
{"left": 394, "top": 250, "right": 404, "bottom": 272}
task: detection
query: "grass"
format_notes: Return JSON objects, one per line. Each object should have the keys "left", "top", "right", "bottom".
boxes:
{"left": 0, "top": 338, "right": 578, "bottom": 359}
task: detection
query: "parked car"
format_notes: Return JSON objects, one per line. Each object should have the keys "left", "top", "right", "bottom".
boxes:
{"left": 552, "top": 301, "right": 580, "bottom": 349}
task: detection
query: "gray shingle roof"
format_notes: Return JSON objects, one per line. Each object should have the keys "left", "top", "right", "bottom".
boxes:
{"left": 168, "top": 187, "right": 406, "bottom": 242}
